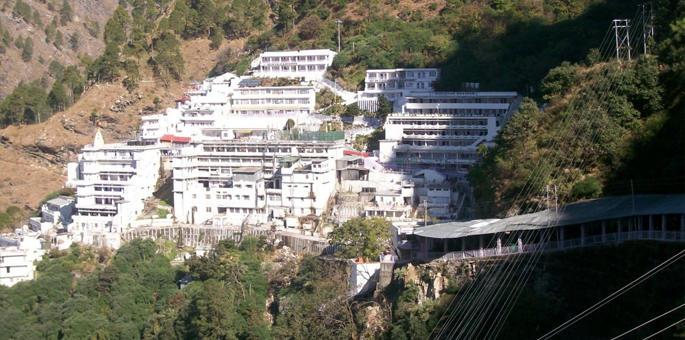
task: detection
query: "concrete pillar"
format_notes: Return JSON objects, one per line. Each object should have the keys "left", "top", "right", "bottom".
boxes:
{"left": 558, "top": 227, "right": 565, "bottom": 249}
{"left": 479, "top": 235, "right": 484, "bottom": 257}
{"left": 662, "top": 215, "right": 667, "bottom": 240}
{"left": 602, "top": 221, "right": 607, "bottom": 243}
{"left": 443, "top": 239, "right": 448, "bottom": 253}
{"left": 648, "top": 215, "right": 654, "bottom": 239}
{"left": 496, "top": 236, "right": 502, "bottom": 255}
{"left": 638, "top": 216, "right": 643, "bottom": 232}
{"left": 461, "top": 238, "right": 466, "bottom": 252}
{"left": 580, "top": 224, "right": 585, "bottom": 246}
{"left": 517, "top": 234, "right": 523, "bottom": 253}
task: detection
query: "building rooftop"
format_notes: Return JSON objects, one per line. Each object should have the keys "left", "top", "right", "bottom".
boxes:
{"left": 233, "top": 167, "right": 262, "bottom": 174}
{"left": 376, "top": 190, "right": 402, "bottom": 196}
{"left": 414, "top": 194, "right": 685, "bottom": 239}
{"left": 260, "top": 49, "right": 336, "bottom": 57}
{"left": 46, "top": 196, "right": 74, "bottom": 207}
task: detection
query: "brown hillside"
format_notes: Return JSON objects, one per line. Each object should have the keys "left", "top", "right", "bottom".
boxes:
{"left": 0, "top": 37, "right": 224, "bottom": 213}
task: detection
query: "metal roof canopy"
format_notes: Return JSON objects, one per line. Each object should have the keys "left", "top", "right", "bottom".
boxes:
{"left": 413, "top": 194, "right": 685, "bottom": 239}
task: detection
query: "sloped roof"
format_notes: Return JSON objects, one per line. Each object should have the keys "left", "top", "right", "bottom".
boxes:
{"left": 414, "top": 194, "right": 685, "bottom": 239}
{"left": 160, "top": 134, "right": 191, "bottom": 143}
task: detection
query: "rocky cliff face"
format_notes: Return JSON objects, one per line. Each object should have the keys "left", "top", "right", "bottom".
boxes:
{"left": 394, "top": 260, "right": 478, "bottom": 305}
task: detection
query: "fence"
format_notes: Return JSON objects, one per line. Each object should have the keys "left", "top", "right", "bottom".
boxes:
{"left": 121, "top": 225, "right": 337, "bottom": 256}
{"left": 414, "top": 231, "right": 685, "bottom": 261}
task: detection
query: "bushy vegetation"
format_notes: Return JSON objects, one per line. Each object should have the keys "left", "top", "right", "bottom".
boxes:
{"left": 0, "top": 237, "right": 278, "bottom": 340}
{"left": 468, "top": 2, "right": 684, "bottom": 217}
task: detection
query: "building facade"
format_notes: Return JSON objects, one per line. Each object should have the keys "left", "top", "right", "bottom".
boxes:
{"left": 379, "top": 92, "right": 521, "bottom": 175}
{"left": 68, "top": 131, "right": 162, "bottom": 233}
{"left": 357, "top": 68, "right": 440, "bottom": 112}
{"left": 172, "top": 133, "right": 345, "bottom": 226}
{"left": 251, "top": 49, "right": 337, "bottom": 81}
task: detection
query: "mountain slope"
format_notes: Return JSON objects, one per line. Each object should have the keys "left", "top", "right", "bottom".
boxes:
{"left": 0, "top": 0, "right": 118, "bottom": 98}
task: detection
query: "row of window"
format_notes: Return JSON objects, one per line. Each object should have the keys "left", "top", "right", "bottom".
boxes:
{"left": 234, "top": 109, "right": 311, "bottom": 115}
{"left": 201, "top": 146, "right": 330, "bottom": 154}
{"left": 395, "top": 152, "right": 479, "bottom": 159}
{"left": 367, "top": 71, "right": 438, "bottom": 79}
{"left": 235, "top": 89, "right": 311, "bottom": 95}
{"left": 407, "top": 98, "right": 513, "bottom": 104}
{"left": 397, "top": 140, "right": 477, "bottom": 147}
{"left": 388, "top": 119, "right": 488, "bottom": 126}
{"left": 403, "top": 109, "right": 507, "bottom": 116}
{"left": 260, "top": 65, "right": 326, "bottom": 72}
{"left": 233, "top": 99, "right": 310, "bottom": 105}
{"left": 262, "top": 56, "right": 329, "bottom": 62}
{"left": 98, "top": 174, "right": 132, "bottom": 181}
{"left": 403, "top": 130, "right": 488, "bottom": 136}
{"left": 94, "top": 186, "right": 124, "bottom": 192}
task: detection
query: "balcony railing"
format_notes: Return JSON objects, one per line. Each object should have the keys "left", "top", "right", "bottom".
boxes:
{"left": 413, "top": 231, "right": 685, "bottom": 261}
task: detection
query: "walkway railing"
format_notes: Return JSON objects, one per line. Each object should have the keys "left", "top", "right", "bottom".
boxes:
{"left": 415, "top": 231, "right": 685, "bottom": 261}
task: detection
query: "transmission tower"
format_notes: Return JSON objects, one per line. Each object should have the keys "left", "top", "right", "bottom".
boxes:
{"left": 640, "top": 2, "right": 655, "bottom": 54}
{"left": 613, "top": 19, "right": 631, "bottom": 60}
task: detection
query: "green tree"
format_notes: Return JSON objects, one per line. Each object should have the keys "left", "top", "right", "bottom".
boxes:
{"left": 151, "top": 31, "right": 184, "bottom": 85}
{"left": 68, "top": 32, "right": 79, "bottom": 51}
{"left": 328, "top": 216, "right": 391, "bottom": 260}
{"left": 60, "top": 0, "right": 72, "bottom": 25}
{"left": 21, "top": 37, "right": 33, "bottom": 62}
{"left": 54, "top": 30, "right": 63, "bottom": 49}
{"left": 376, "top": 95, "right": 392, "bottom": 122}
{"left": 104, "top": 5, "right": 130, "bottom": 45}
{"left": 32, "top": 9, "right": 43, "bottom": 28}
{"left": 48, "top": 81, "right": 69, "bottom": 111}
{"left": 5, "top": 206, "right": 24, "bottom": 227}
{"left": 298, "top": 15, "right": 323, "bottom": 40}
{"left": 44, "top": 23, "right": 55, "bottom": 43}
{"left": 540, "top": 61, "right": 579, "bottom": 101}
{"left": 277, "top": 0, "right": 296, "bottom": 32}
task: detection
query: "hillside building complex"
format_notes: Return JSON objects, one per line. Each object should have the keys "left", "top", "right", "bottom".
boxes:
{"left": 57, "top": 50, "right": 525, "bottom": 251}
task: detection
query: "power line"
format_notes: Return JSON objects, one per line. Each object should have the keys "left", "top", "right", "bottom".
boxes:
{"left": 639, "top": 317, "right": 685, "bottom": 340}
{"left": 608, "top": 303, "right": 685, "bottom": 340}
{"left": 536, "top": 249, "right": 685, "bottom": 340}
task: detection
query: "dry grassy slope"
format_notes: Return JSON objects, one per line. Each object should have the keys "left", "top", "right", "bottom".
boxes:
{"left": 0, "top": 0, "right": 119, "bottom": 98}
{"left": 0, "top": 37, "right": 223, "bottom": 213}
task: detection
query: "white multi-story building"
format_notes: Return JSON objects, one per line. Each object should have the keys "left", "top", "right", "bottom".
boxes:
{"left": 251, "top": 49, "right": 337, "bottom": 81}
{"left": 232, "top": 85, "right": 316, "bottom": 115}
{"left": 68, "top": 130, "right": 162, "bottom": 233}
{"left": 140, "top": 75, "right": 320, "bottom": 144}
{"left": 379, "top": 92, "right": 521, "bottom": 175}
{"left": 0, "top": 248, "right": 35, "bottom": 287}
{"left": 357, "top": 68, "right": 440, "bottom": 112}
{"left": 140, "top": 108, "right": 185, "bottom": 143}
{"left": 0, "top": 229, "right": 45, "bottom": 287}
{"left": 172, "top": 133, "right": 344, "bottom": 226}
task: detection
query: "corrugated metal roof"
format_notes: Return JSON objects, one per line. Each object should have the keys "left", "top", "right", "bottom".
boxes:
{"left": 414, "top": 194, "right": 685, "bottom": 239}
